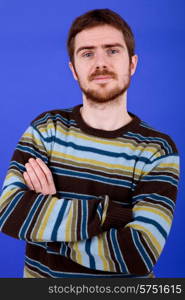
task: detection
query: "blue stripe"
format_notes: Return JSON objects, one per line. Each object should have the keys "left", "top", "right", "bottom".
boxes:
{"left": 140, "top": 121, "right": 154, "bottom": 130}
{"left": 9, "top": 161, "right": 26, "bottom": 172}
{"left": 110, "top": 229, "right": 127, "bottom": 273}
{"left": 33, "top": 114, "right": 52, "bottom": 126}
{"left": 13, "top": 182, "right": 27, "bottom": 189}
{"left": 132, "top": 193, "right": 175, "bottom": 210}
{"left": 53, "top": 138, "right": 150, "bottom": 163}
{"left": 51, "top": 200, "right": 68, "bottom": 240}
{"left": 60, "top": 242, "right": 68, "bottom": 256}
{"left": 0, "top": 191, "right": 24, "bottom": 228}
{"left": 3, "top": 181, "right": 27, "bottom": 191}
{"left": 81, "top": 200, "right": 88, "bottom": 240}
{"left": 16, "top": 145, "right": 47, "bottom": 161}
{"left": 85, "top": 239, "right": 96, "bottom": 269}
{"left": 59, "top": 192, "right": 96, "bottom": 200}
{"left": 97, "top": 202, "right": 103, "bottom": 221}
{"left": 27, "top": 241, "right": 47, "bottom": 249}
{"left": 32, "top": 111, "right": 75, "bottom": 128}
{"left": 135, "top": 216, "right": 167, "bottom": 239}
{"left": 125, "top": 132, "right": 172, "bottom": 154}
{"left": 19, "top": 194, "right": 44, "bottom": 239}
{"left": 25, "top": 256, "right": 149, "bottom": 278}
{"left": 132, "top": 229, "right": 153, "bottom": 271}
{"left": 25, "top": 131, "right": 149, "bottom": 163}
{"left": 142, "top": 175, "right": 178, "bottom": 186}
{"left": 51, "top": 167, "right": 132, "bottom": 188}
{"left": 33, "top": 125, "right": 55, "bottom": 144}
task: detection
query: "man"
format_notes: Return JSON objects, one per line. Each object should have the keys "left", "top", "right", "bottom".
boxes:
{"left": 0, "top": 9, "right": 179, "bottom": 278}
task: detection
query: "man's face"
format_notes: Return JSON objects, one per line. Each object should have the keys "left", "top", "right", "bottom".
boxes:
{"left": 69, "top": 25, "right": 137, "bottom": 103}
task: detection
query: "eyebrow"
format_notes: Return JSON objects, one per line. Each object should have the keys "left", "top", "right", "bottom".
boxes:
{"left": 76, "top": 43, "right": 125, "bottom": 55}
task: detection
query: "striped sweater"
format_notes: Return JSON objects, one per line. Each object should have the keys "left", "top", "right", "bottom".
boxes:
{"left": 0, "top": 104, "right": 180, "bottom": 278}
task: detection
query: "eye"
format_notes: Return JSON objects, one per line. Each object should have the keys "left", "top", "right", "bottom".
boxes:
{"left": 107, "top": 49, "right": 119, "bottom": 55}
{"left": 82, "top": 52, "right": 94, "bottom": 58}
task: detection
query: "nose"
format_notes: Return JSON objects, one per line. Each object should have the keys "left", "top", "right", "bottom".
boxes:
{"left": 94, "top": 51, "right": 108, "bottom": 70}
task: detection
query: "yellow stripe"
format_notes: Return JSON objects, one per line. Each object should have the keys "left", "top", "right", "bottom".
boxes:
{"left": 97, "top": 234, "right": 109, "bottom": 271}
{"left": 6, "top": 170, "right": 22, "bottom": 181}
{"left": 22, "top": 133, "right": 43, "bottom": 146}
{"left": 51, "top": 151, "right": 142, "bottom": 174}
{"left": 133, "top": 207, "right": 171, "bottom": 224}
{"left": 72, "top": 242, "right": 83, "bottom": 265}
{"left": 24, "top": 266, "right": 45, "bottom": 278}
{"left": 6, "top": 173, "right": 13, "bottom": 180}
{"left": 125, "top": 223, "right": 162, "bottom": 254}
{"left": 24, "top": 268, "right": 35, "bottom": 278}
{"left": 156, "top": 163, "right": 179, "bottom": 169}
{"left": 0, "top": 189, "right": 19, "bottom": 206}
{"left": 23, "top": 133, "right": 52, "bottom": 156}
{"left": 102, "top": 232, "right": 116, "bottom": 272}
{"left": 39, "top": 125, "right": 158, "bottom": 155}
{"left": 37, "top": 197, "right": 58, "bottom": 240}
{"left": 65, "top": 203, "right": 74, "bottom": 241}
{"left": 101, "top": 196, "right": 109, "bottom": 226}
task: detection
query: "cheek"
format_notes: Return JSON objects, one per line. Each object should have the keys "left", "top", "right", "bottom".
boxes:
{"left": 117, "top": 63, "right": 130, "bottom": 77}
{"left": 76, "top": 63, "right": 91, "bottom": 82}
{"left": 115, "top": 55, "right": 130, "bottom": 73}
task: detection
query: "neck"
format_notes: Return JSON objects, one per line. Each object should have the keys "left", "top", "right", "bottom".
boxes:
{"left": 80, "top": 92, "right": 132, "bottom": 131}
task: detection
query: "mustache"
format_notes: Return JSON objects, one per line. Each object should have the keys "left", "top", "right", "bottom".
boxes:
{"left": 89, "top": 70, "right": 117, "bottom": 81}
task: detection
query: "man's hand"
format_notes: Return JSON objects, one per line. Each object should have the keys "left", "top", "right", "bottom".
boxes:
{"left": 23, "top": 158, "right": 56, "bottom": 195}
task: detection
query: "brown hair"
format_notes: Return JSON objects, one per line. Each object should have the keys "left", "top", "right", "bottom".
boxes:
{"left": 67, "top": 8, "right": 135, "bottom": 65}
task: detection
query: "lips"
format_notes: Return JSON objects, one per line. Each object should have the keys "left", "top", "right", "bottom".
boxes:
{"left": 89, "top": 71, "right": 116, "bottom": 82}
{"left": 93, "top": 76, "right": 112, "bottom": 80}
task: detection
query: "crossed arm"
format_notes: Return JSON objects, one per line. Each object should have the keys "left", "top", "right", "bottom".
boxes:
{"left": 23, "top": 155, "right": 179, "bottom": 275}
{"left": 0, "top": 123, "right": 132, "bottom": 243}
{"left": 21, "top": 157, "right": 132, "bottom": 241}
{"left": 0, "top": 122, "right": 179, "bottom": 274}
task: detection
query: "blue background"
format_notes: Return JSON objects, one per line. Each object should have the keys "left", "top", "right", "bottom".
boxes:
{"left": 0, "top": 0, "right": 184, "bottom": 278}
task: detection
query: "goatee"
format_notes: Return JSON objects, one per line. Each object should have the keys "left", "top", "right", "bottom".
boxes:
{"left": 78, "top": 68, "right": 131, "bottom": 104}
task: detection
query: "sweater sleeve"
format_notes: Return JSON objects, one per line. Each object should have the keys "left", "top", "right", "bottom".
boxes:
{"left": 65, "top": 148, "right": 180, "bottom": 275}
{"left": 0, "top": 123, "right": 132, "bottom": 243}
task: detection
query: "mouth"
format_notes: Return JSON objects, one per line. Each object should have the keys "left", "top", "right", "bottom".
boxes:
{"left": 92, "top": 76, "right": 113, "bottom": 83}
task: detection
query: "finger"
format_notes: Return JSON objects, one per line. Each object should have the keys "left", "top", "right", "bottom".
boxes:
{"left": 36, "top": 158, "right": 56, "bottom": 194}
{"left": 36, "top": 158, "right": 55, "bottom": 186}
{"left": 23, "top": 171, "right": 34, "bottom": 190}
{"left": 28, "top": 158, "right": 49, "bottom": 194}
{"left": 25, "top": 162, "right": 42, "bottom": 192}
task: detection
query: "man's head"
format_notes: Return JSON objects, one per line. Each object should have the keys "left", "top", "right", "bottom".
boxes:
{"left": 67, "top": 9, "right": 138, "bottom": 103}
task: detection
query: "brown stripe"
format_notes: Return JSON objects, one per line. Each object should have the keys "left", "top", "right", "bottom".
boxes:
{"left": 25, "top": 242, "right": 127, "bottom": 275}
{"left": 2, "top": 190, "right": 40, "bottom": 239}
{"left": 102, "top": 232, "right": 116, "bottom": 271}
{"left": 12, "top": 147, "right": 47, "bottom": 163}
{"left": 50, "top": 156, "right": 141, "bottom": 180}
{"left": 53, "top": 173, "right": 132, "bottom": 205}
{"left": 106, "top": 230, "right": 122, "bottom": 272}
{"left": 118, "top": 227, "right": 149, "bottom": 275}
{"left": 140, "top": 233, "right": 158, "bottom": 262}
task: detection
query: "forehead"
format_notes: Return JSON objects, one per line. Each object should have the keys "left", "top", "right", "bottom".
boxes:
{"left": 74, "top": 25, "right": 126, "bottom": 48}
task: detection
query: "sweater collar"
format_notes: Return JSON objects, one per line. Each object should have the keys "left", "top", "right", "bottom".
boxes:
{"left": 72, "top": 104, "right": 140, "bottom": 138}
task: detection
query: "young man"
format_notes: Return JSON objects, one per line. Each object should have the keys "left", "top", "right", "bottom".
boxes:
{"left": 0, "top": 9, "right": 179, "bottom": 278}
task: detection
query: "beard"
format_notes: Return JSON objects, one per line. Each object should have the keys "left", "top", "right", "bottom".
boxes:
{"left": 76, "top": 68, "right": 131, "bottom": 104}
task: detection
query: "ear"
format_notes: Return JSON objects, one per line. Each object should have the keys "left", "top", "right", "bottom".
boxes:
{"left": 130, "top": 54, "right": 138, "bottom": 76}
{"left": 69, "top": 62, "right": 78, "bottom": 81}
